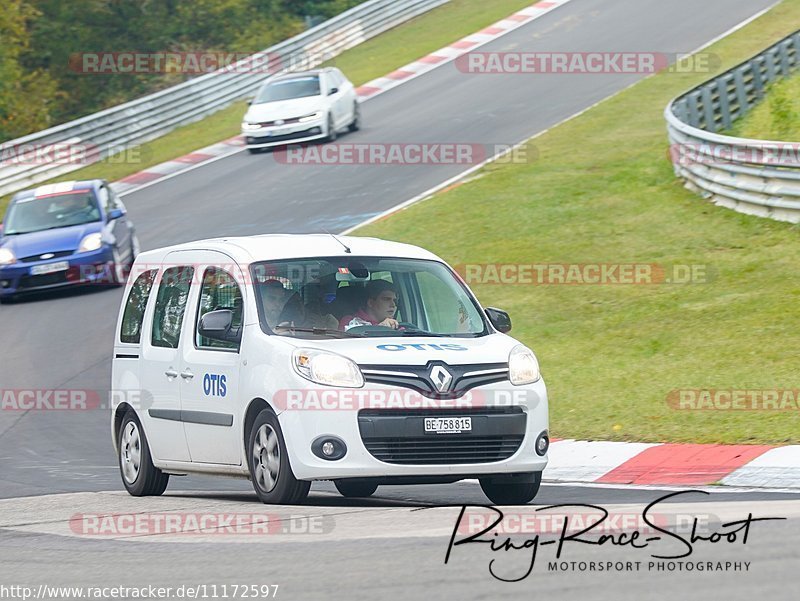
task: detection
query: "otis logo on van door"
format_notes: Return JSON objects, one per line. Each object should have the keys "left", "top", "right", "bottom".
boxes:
{"left": 203, "top": 374, "right": 227, "bottom": 397}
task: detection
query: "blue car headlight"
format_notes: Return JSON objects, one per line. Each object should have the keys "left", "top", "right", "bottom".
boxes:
{"left": 0, "top": 248, "right": 16, "bottom": 266}
{"left": 78, "top": 233, "right": 103, "bottom": 253}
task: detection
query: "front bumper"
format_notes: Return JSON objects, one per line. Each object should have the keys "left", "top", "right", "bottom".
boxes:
{"left": 278, "top": 379, "right": 549, "bottom": 481}
{"left": 243, "top": 119, "right": 326, "bottom": 148}
{"left": 0, "top": 245, "right": 115, "bottom": 297}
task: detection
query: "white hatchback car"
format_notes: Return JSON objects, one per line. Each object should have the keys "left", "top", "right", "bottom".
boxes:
{"left": 111, "top": 235, "right": 549, "bottom": 505}
{"left": 241, "top": 68, "right": 360, "bottom": 152}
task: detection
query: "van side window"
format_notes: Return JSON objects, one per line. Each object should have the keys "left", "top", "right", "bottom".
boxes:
{"left": 196, "top": 267, "right": 243, "bottom": 351}
{"left": 120, "top": 270, "right": 156, "bottom": 344}
{"left": 151, "top": 266, "right": 194, "bottom": 349}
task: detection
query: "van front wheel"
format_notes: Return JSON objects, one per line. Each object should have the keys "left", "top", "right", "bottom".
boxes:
{"left": 248, "top": 409, "right": 310, "bottom": 505}
{"left": 118, "top": 412, "right": 169, "bottom": 496}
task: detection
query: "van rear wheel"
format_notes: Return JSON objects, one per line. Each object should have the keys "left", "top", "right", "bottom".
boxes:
{"left": 248, "top": 409, "right": 310, "bottom": 505}
{"left": 118, "top": 412, "right": 169, "bottom": 496}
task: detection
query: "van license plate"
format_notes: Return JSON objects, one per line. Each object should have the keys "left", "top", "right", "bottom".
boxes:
{"left": 424, "top": 417, "right": 472, "bottom": 434}
{"left": 30, "top": 261, "right": 69, "bottom": 275}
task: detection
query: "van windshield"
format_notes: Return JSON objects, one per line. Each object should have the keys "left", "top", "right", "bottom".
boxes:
{"left": 250, "top": 257, "right": 488, "bottom": 339}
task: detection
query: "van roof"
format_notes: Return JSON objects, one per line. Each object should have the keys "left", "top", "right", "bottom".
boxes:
{"left": 134, "top": 234, "right": 442, "bottom": 265}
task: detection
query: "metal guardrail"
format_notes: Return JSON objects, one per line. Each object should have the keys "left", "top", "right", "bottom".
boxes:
{"left": 665, "top": 30, "right": 800, "bottom": 223}
{"left": 0, "top": 0, "right": 448, "bottom": 197}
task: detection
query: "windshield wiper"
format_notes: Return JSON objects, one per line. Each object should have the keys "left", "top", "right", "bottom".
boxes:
{"left": 273, "top": 326, "right": 364, "bottom": 338}
{"left": 397, "top": 328, "right": 449, "bottom": 337}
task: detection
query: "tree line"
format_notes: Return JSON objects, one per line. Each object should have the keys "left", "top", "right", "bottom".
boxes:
{"left": 0, "top": 0, "right": 363, "bottom": 142}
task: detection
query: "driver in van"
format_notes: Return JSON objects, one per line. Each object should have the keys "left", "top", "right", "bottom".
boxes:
{"left": 339, "top": 279, "right": 400, "bottom": 331}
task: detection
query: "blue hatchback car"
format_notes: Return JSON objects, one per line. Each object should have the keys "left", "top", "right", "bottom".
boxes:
{"left": 0, "top": 180, "right": 138, "bottom": 302}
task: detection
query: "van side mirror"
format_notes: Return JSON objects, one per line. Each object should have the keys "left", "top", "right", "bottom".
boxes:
{"left": 328, "top": 87, "right": 339, "bottom": 95}
{"left": 108, "top": 208, "right": 124, "bottom": 221}
{"left": 198, "top": 309, "right": 241, "bottom": 344}
{"left": 485, "top": 307, "right": 512, "bottom": 333}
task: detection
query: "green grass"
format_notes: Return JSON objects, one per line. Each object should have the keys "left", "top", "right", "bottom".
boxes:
{"left": 729, "top": 71, "right": 800, "bottom": 140}
{"left": 355, "top": 1, "right": 800, "bottom": 445}
{"left": 1, "top": 0, "right": 534, "bottom": 215}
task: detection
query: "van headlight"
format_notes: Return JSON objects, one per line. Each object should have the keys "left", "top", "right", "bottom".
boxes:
{"left": 78, "top": 233, "right": 103, "bottom": 252}
{"left": 292, "top": 348, "right": 364, "bottom": 388}
{"left": 242, "top": 122, "right": 262, "bottom": 131}
{"left": 508, "top": 345, "right": 540, "bottom": 385}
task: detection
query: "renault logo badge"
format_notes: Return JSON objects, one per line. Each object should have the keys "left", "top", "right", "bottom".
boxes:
{"left": 430, "top": 365, "right": 453, "bottom": 393}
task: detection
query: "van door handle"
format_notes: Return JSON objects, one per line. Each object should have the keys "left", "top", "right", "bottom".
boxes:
{"left": 180, "top": 369, "right": 194, "bottom": 380}
{"left": 164, "top": 369, "right": 178, "bottom": 379}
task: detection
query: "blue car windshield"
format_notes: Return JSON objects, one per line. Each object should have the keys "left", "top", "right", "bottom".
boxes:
{"left": 255, "top": 77, "right": 321, "bottom": 103}
{"left": 4, "top": 192, "right": 102, "bottom": 235}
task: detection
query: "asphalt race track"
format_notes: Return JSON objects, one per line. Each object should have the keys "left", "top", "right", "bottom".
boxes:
{"left": 0, "top": 0, "right": 797, "bottom": 598}
{"left": 0, "top": 483, "right": 799, "bottom": 599}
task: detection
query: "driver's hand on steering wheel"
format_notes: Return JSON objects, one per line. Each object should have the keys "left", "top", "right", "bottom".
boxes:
{"left": 378, "top": 318, "right": 400, "bottom": 329}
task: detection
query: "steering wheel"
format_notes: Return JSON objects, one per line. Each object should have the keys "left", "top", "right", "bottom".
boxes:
{"left": 344, "top": 321, "right": 418, "bottom": 334}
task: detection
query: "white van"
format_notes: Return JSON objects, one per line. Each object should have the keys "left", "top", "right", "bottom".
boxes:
{"left": 111, "top": 235, "right": 549, "bottom": 505}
